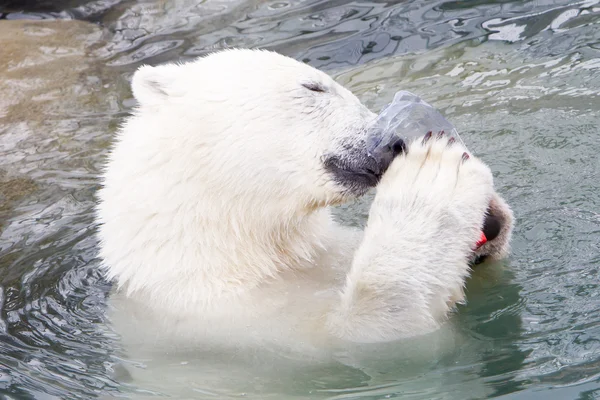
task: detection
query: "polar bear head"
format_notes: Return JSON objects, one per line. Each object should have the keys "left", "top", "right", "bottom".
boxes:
{"left": 127, "top": 50, "right": 402, "bottom": 212}
{"left": 96, "top": 49, "right": 405, "bottom": 302}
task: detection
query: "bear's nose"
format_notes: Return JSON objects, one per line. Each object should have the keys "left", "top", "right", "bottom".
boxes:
{"left": 370, "top": 137, "right": 406, "bottom": 176}
{"left": 482, "top": 212, "right": 502, "bottom": 242}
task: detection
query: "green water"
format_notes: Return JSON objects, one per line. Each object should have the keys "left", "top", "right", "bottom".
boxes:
{"left": 0, "top": 0, "right": 599, "bottom": 398}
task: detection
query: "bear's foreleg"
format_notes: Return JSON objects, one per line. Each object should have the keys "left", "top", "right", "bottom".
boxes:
{"left": 327, "top": 135, "right": 495, "bottom": 343}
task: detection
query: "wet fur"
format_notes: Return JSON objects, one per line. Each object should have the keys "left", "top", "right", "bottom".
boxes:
{"left": 97, "top": 49, "right": 513, "bottom": 348}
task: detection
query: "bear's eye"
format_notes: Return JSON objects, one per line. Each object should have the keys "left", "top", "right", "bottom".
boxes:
{"left": 302, "top": 82, "right": 327, "bottom": 93}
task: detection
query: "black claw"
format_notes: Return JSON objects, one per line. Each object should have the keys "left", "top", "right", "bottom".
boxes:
{"left": 461, "top": 152, "right": 470, "bottom": 162}
{"left": 436, "top": 130, "right": 445, "bottom": 138}
{"left": 422, "top": 131, "right": 432, "bottom": 144}
{"left": 448, "top": 137, "right": 456, "bottom": 146}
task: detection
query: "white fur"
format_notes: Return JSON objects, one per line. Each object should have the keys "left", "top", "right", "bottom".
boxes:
{"left": 96, "top": 49, "right": 512, "bottom": 348}
{"left": 328, "top": 137, "right": 494, "bottom": 342}
{"left": 97, "top": 49, "right": 374, "bottom": 313}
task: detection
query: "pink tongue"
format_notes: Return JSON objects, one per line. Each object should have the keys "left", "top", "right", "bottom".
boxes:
{"left": 475, "top": 232, "right": 487, "bottom": 249}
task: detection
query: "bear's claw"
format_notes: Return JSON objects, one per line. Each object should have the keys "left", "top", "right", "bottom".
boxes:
{"left": 422, "top": 131, "right": 433, "bottom": 143}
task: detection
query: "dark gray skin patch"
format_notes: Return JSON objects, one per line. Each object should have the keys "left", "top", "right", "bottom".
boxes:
{"left": 323, "top": 153, "right": 381, "bottom": 196}
{"left": 482, "top": 212, "right": 502, "bottom": 242}
{"left": 472, "top": 200, "right": 513, "bottom": 266}
{"left": 323, "top": 137, "right": 406, "bottom": 197}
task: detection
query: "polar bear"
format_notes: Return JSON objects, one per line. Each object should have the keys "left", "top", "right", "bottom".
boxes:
{"left": 96, "top": 49, "right": 513, "bottom": 349}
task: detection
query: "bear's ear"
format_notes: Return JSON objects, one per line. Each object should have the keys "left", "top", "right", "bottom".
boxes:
{"left": 131, "top": 64, "right": 178, "bottom": 107}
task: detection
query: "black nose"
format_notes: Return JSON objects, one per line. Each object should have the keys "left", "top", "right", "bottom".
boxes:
{"left": 483, "top": 213, "right": 502, "bottom": 242}
{"left": 370, "top": 137, "right": 406, "bottom": 176}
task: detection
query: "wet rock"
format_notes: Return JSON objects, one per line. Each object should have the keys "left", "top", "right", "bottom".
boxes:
{"left": 0, "top": 170, "right": 37, "bottom": 230}
{"left": 0, "top": 20, "right": 105, "bottom": 123}
{"left": 0, "top": 20, "right": 123, "bottom": 234}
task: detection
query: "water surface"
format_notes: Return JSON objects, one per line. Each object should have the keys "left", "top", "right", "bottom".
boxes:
{"left": 0, "top": 0, "right": 599, "bottom": 398}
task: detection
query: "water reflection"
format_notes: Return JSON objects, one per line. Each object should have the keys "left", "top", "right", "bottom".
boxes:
{"left": 0, "top": 0, "right": 599, "bottom": 398}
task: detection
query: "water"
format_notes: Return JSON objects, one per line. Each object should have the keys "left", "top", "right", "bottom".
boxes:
{"left": 0, "top": 0, "right": 599, "bottom": 398}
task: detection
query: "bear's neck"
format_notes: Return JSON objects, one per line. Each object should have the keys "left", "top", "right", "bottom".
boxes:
{"left": 117, "top": 204, "right": 333, "bottom": 313}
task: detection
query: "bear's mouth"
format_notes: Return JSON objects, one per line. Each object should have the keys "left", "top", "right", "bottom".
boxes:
{"left": 323, "top": 156, "right": 382, "bottom": 196}
{"left": 481, "top": 212, "right": 502, "bottom": 243}
{"left": 471, "top": 211, "right": 503, "bottom": 265}
{"left": 323, "top": 138, "right": 405, "bottom": 196}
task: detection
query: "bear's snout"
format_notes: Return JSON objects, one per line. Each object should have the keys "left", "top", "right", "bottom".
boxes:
{"left": 371, "top": 136, "right": 406, "bottom": 176}
{"left": 482, "top": 212, "right": 502, "bottom": 243}
{"left": 324, "top": 136, "right": 405, "bottom": 196}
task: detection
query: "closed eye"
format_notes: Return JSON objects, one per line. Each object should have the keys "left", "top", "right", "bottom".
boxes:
{"left": 302, "top": 82, "right": 327, "bottom": 93}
